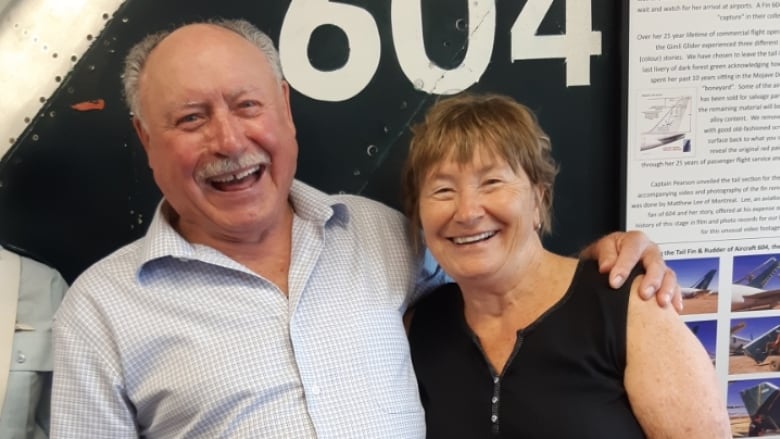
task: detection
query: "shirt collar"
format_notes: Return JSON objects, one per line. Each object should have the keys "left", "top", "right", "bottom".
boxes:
{"left": 135, "top": 180, "right": 349, "bottom": 277}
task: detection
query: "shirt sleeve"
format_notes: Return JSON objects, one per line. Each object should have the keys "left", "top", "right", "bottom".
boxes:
{"left": 51, "top": 300, "right": 139, "bottom": 438}
{"left": 409, "top": 249, "right": 450, "bottom": 306}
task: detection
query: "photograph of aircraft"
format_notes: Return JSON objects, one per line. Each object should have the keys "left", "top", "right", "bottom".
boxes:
{"left": 729, "top": 378, "right": 780, "bottom": 437}
{"left": 682, "top": 268, "right": 717, "bottom": 298}
{"left": 667, "top": 258, "right": 719, "bottom": 315}
{"left": 729, "top": 317, "right": 780, "bottom": 374}
{"left": 685, "top": 319, "right": 717, "bottom": 366}
{"left": 731, "top": 322, "right": 750, "bottom": 356}
{"left": 639, "top": 95, "right": 692, "bottom": 153}
{"left": 731, "top": 255, "right": 780, "bottom": 312}
{"left": 743, "top": 326, "right": 780, "bottom": 368}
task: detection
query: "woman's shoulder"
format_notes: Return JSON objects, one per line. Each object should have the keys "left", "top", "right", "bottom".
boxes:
{"left": 573, "top": 258, "right": 644, "bottom": 297}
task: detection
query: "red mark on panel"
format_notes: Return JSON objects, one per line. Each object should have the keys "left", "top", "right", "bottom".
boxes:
{"left": 71, "top": 99, "right": 105, "bottom": 111}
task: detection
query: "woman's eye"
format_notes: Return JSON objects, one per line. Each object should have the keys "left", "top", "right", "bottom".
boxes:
{"left": 433, "top": 187, "right": 454, "bottom": 195}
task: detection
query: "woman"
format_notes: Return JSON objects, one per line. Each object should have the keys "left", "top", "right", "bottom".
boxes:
{"left": 402, "top": 93, "right": 729, "bottom": 438}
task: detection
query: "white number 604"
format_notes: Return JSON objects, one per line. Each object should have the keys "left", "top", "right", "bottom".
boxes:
{"left": 279, "top": 0, "right": 601, "bottom": 102}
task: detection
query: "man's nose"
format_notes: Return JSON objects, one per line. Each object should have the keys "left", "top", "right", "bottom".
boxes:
{"left": 210, "top": 113, "right": 245, "bottom": 156}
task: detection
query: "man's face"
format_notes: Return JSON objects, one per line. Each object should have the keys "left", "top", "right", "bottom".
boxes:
{"left": 133, "top": 24, "right": 298, "bottom": 244}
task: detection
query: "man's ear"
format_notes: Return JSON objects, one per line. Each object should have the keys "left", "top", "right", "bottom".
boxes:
{"left": 280, "top": 80, "right": 296, "bottom": 136}
{"left": 132, "top": 116, "right": 151, "bottom": 154}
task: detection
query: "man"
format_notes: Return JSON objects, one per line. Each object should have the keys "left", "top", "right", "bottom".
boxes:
{"left": 51, "top": 19, "right": 679, "bottom": 438}
{"left": 1, "top": 246, "right": 67, "bottom": 438}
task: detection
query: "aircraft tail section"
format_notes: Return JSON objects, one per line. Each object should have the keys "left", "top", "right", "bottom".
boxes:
{"left": 736, "top": 257, "right": 780, "bottom": 289}
{"left": 648, "top": 96, "right": 690, "bottom": 134}
{"left": 692, "top": 269, "right": 717, "bottom": 290}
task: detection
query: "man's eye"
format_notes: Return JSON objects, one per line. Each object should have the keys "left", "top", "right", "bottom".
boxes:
{"left": 176, "top": 114, "right": 201, "bottom": 125}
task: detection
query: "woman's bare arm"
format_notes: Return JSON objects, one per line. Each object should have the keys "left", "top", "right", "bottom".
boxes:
{"left": 623, "top": 275, "right": 730, "bottom": 438}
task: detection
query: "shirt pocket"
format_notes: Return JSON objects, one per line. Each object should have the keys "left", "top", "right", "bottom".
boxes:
{"left": 11, "top": 330, "right": 53, "bottom": 372}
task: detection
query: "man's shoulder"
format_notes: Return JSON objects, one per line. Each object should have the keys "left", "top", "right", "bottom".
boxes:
{"left": 333, "top": 193, "right": 405, "bottom": 224}
{"left": 291, "top": 180, "right": 405, "bottom": 224}
{"left": 68, "top": 238, "right": 144, "bottom": 295}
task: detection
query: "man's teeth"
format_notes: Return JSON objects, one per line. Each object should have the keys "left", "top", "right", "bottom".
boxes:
{"left": 210, "top": 165, "right": 260, "bottom": 183}
{"left": 452, "top": 231, "right": 496, "bottom": 245}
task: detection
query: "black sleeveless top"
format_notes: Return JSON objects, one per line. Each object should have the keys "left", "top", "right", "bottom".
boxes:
{"left": 408, "top": 260, "right": 646, "bottom": 438}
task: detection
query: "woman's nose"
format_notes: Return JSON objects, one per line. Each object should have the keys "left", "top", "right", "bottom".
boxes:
{"left": 453, "top": 190, "right": 484, "bottom": 224}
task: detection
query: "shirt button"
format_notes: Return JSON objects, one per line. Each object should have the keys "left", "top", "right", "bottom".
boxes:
{"left": 310, "top": 385, "right": 321, "bottom": 396}
{"left": 16, "top": 351, "right": 26, "bottom": 363}
{"left": 491, "top": 396, "right": 498, "bottom": 403}
{"left": 493, "top": 377, "right": 499, "bottom": 384}
{"left": 491, "top": 415, "right": 498, "bottom": 423}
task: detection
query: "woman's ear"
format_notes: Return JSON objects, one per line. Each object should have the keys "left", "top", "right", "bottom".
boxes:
{"left": 533, "top": 185, "right": 545, "bottom": 230}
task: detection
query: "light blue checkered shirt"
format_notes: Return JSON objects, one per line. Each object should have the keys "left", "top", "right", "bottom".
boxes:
{"left": 52, "top": 180, "right": 436, "bottom": 438}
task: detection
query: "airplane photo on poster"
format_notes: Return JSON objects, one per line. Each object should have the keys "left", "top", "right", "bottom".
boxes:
{"left": 666, "top": 257, "right": 718, "bottom": 315}
{"left": 729, "top": 316, "right": 780, "bottom": 375}
{"left": 731, "top": 255, "right": 780, "bottom": 312}
{"left": 638, "top": 95, "right": 692, "bottom": 153}
{"left": 685, "top": 319, "right": 717, "bottom": 366}
{"left": 729, "top": 377, "right": 780, "bottom": 438}
{"left": 731, "top": 321, "right": 750, "bottom": 355}
{"left": 681, "top": 268, "right": 717, "bottom": 298}
{"left": 743, "top": 325, "right": 780, "bottom": 367}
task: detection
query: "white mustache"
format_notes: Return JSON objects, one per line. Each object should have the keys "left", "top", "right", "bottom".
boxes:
{"left": 196, "top": 150, "right": 271, "bottom": 182}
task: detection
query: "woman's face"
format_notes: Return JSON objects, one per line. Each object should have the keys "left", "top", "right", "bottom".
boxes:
{"left": 418, "top": 150, "right": 541, "bottom": 286}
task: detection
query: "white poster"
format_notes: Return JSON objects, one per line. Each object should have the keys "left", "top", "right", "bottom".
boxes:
{"left": 626, "top": 1, "right": 780, "bottom": 437}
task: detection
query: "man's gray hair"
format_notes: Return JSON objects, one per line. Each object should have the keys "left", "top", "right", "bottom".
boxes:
{"left": 122, "top": 18, "right": 283, "bottom": 121}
